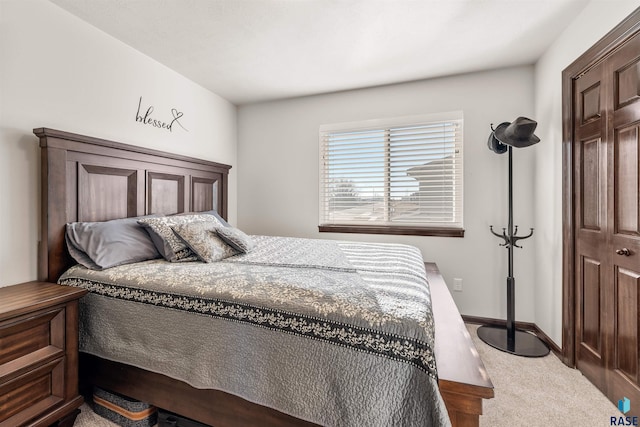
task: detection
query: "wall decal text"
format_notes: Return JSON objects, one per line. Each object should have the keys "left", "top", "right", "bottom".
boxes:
{"left": 135, "top": 96, "right": 188, "bottom": 132}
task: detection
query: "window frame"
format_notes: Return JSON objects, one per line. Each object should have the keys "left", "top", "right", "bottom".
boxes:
{"left": 318, "top": 112, "right": 464, "bottom": 237}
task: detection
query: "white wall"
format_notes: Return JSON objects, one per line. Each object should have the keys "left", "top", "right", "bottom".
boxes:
{"left": 533, "top": 2, "right": 639, "bottom": 345}
{"left": 0, "top": 0, "right": 237, "bottom": 286}
{"left": 3, "top": 0, "right": 633, "bottom": 346}
{"left": 238, "top": 66, "right": 538, "bottom": 322}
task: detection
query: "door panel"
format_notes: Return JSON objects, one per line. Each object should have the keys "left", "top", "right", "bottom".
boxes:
{"left": 582, "top": 82, "right": 602, "bottom": 123}
{"left": 581, "top": 256, "right": 602, "bottom": 354}
{"left": 574, "top": 27, "right": 640, "bottom": 413}
{"left": 615, "top": 267, "right": 640, "bottom": 381}
{"left": 612, "top": 266, "right": 640, "bottom": 410}
{"left": 615, "top": 51, "right": 640, "bottom": 110}
{"left": 581, "top": 137, "right": 603, "bottom": 230}
{"left": 608, "top": 32, "right": 640, "bottom": 408}
{"left": 614, "top": 125, "right": 639, "bottom": 236}
{"left": 574, "top": 62, "right": 608, "bottom": 392}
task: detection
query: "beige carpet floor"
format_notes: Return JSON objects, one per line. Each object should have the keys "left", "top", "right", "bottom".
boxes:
{"left": 467, "top": 324, "right": 618, "bottom": 427}
{"left": 73, "top": 324, "right": 619, "bottom": 427}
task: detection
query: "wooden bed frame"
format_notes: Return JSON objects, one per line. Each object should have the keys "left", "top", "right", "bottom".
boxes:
{"left": 34, "top": 127, "right": 493, "bottom": 427}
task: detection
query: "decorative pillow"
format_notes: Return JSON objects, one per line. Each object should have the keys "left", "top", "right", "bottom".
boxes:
{"left": 65, "top": 215, "right": 161, "bottom": 270}
{"left": 216, "top": 227, "right": 255, "bottom": 253}
{"left": 172, "top": 210, "right": 230, "bottom": 228}
{"left": 171, "top": 222, "right": 239, "bottom": 262}
{"left": 138, "top": 214, "right": 226, "bottom": 262}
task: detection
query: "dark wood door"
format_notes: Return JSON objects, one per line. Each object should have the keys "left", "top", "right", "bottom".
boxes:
{"left": 606, "top": 30, "right": 640, "bottom": 408}
{"left": 574, "top": 29, "right": 640, "bottom": 412}
{"left": 574, "top": 59, "right": 608, "bottom": 394}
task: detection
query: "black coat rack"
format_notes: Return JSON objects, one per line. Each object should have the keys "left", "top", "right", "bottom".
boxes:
{"left": 477, "top": 118, "right": 549, "bottom": 357}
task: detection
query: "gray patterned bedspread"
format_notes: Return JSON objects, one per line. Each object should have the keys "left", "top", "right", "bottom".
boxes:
{"left": 59, "top": 235, "right": 450, "bottom": 427}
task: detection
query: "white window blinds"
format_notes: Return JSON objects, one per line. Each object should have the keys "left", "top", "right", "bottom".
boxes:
{"left": 319, "top": 112, "right": 463, "bottom": 231}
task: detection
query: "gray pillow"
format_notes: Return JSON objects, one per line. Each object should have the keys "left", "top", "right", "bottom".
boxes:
{"left": 138, "top": 214, "right": 226, "bottom": 262}
{"left": 216, "top": 227, "right": 255, "bottom": 253}
{"left": 65, "top": 215, "right": 161, "bottom": 270}
{"left": 171, "top": 222, "right": 238, "bottom": 262}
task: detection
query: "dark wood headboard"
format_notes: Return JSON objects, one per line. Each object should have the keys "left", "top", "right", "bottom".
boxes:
{"left": 34, "top": 128, "right": 231, "bottom": 283}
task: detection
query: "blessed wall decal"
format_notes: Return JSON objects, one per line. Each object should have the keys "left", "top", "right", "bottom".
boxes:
{"left": 135, "top": 96, "right": 188, "bottom": 132}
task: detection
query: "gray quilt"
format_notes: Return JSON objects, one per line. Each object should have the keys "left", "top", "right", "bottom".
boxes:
{"left": 59, "top": 235, "right": 450, "bottom": 427}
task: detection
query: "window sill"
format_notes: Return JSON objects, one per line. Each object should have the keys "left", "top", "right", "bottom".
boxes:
{"left": 318, "top": 225, "right": 464, "bottom": 237}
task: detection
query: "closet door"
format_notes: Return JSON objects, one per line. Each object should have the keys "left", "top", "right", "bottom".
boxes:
{"left": 574, "top": 60, "right": 607, "bottom": 394}
{"left": 573, "top": 28, "right": 640, "bottom": 412}
{"left": 606, "top": 30, "right": 640, "bottom": 407}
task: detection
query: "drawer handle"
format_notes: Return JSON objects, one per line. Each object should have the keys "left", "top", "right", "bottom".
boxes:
{"left": 616, "top": 248, "right": 632, "bottom": 256}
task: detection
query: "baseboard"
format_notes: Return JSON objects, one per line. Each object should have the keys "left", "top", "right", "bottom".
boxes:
{"left": 462, "top": 315, "right": 562, "bottom": 357}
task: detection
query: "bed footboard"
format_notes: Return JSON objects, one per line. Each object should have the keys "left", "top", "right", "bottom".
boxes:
{"left": 426, "top": 262, "right": 494, "bottom": 427}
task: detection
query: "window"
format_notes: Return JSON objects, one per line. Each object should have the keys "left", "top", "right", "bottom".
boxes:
{"left": 319, "top": 112, "right": 463, "bottom": 237}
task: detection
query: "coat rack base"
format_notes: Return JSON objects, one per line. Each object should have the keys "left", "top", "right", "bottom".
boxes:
{"left": 477, "top": 325, "right": 549, "bottom": 357}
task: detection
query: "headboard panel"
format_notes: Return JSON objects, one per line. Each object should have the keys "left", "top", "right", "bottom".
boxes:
{"left": 34, "top": 128, "right": 231, "bottom": 282}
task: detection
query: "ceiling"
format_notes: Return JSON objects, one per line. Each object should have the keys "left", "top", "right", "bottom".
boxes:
{"left": 50, "top": 0, "right": 589, "bottom": 105}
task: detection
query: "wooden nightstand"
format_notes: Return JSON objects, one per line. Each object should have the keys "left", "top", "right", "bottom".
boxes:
{"left": 0, "top": 281, "right": 88, "bottom": 427}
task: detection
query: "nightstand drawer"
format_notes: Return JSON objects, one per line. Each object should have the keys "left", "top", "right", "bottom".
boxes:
{"left": 0, "top": 356, "right": 65, "bottom": 427}
{"left": 0, "top": 307, "right": 65, "bottom": 365}
{"left": 0, "top": 281, "right": 87, "bottom": 427}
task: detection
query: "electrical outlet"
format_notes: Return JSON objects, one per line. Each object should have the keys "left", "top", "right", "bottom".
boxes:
{"left": 453, "top": 278, "right": 463, "bottom": 292}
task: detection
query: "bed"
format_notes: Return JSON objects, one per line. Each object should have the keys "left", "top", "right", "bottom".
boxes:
{"left": 34, "top": 127, "right": 493, "bottom": 427}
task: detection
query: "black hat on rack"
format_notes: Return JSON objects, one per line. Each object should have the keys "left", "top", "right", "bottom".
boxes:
{"left": 494, "top": 116, "right": 540, "bottom": 148}
{"left": 487, "top": 122, "right": 509, "bottom": 154}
